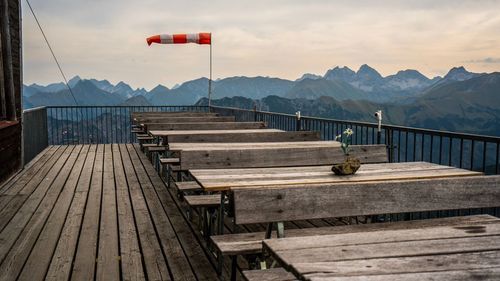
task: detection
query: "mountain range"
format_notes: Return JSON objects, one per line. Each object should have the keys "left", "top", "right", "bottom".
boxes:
{"left": 197, "top": 70, "right": 500, "bottom": 136}
{"left": 22, "top": 65, "right": 500, "bottom": 136}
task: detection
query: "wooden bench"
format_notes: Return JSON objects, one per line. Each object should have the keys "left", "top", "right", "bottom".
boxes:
{"left": 166, "top": 130, "right": 321, "bottom": 143}
{"left": 160, "top": 157, "right": 180, "bottom": 165}
{"left": 185, "top": 194, "right": 221, "bottom": 208}
{"left": 136, "top": 136, "right": 154, "bottom": 151}
{"left": 136, "top": 116, "right": 236, "bottom": 124}
{"left": 131, "top": 112, "right": 219, "bottom": 127}
{"left": 136, "top": 135, "right": 153, "bottom": 140}
{"left": 184, "top": 194, "right": 222, "bottom": 238}
{"left": 176, "top": 181, "right": 203, "bottom": 193}
{"left": 142, "top": 143, "right": 166, "bottom": 150}
{"left": 212, "top": 214, "right": 500, "bottom": 256}
{"left": 131, "top": 111, "right": 217, "bottom": 118}
{"left": 243, "top": 267, "right": 297, "bottom": 281}
{"left": 178, "top": 144, "right": 387, "bottom": 170}
{"left": 144, "top": 121, "right": 267, "bottom": 132}
{"left": 256, "top": 214, "right": 500, "bottom": 281}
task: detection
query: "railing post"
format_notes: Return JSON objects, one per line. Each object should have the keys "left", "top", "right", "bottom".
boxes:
{"left": 253, "top": 105, "right": 257, "bottom": 122}
{"left": 295, "top": 111, "right": 301, "bottom": 131}
{"left": 386, "top": 127, "right": 394, "bottom": 163}
{"left": 376, "top": 110, "right": 382, "bottom": 144}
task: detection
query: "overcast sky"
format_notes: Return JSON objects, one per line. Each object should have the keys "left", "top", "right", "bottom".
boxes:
{"left": 22, "top": 0, "right": 500, "bottom": 90}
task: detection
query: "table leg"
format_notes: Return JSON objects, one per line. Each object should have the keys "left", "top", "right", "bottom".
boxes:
{"left": 218, "top": 191, "right": 226, "bottom": 235}
{"left": 265, "top": 223, "right": 273, "bottom": 239}
{"left": 166, "top": 164, "right": 171, "bottom": 188}
{"left": 276, "top": 222, "right": 285, "bottom": 238}
{"left": 265, "top": 222, "right": 285, "bottom": 239}
{"left": 230, "top": 256, "right": 237, "bottom": 281}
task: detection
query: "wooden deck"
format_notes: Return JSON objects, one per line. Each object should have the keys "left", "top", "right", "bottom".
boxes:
{"left": 0, "top": 144, "right": 220, "bottom": 281}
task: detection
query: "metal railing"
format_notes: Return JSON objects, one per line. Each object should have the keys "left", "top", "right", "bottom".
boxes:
{"left": 45, "top": 105, "right": 208, "bottom": 145}
{"left": 22, "top": 105, "right": 500, "bottom": 176}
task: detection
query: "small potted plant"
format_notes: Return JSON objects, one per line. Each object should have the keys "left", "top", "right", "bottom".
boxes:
{"left": 331, "top": 128, "right": 361, "bottom": 175}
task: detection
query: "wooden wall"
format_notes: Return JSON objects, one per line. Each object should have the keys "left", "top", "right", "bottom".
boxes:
{"left": 0, "top": 0, "right": 22, "bottom": 184}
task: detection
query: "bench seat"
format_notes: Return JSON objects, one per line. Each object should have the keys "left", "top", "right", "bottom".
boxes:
{"left": 185, "top": 194, "right": 221, "bottom": 208}
{"left": 145, "top": 146, "right": 168, "bottom": 153}
{"left": 142, "top": 143, "right": 162, "bottom": 147}
{"left": 160, "top": 158, "right": 180, "bottom": 165}
{"left": 175, "top": 181, "right": 203, "bottom": 193}
{"left": 242, "top": 268, "right": 297, "bottom": 281}
{"left": 211, "top": 215, "right": 499, "bottom": 256}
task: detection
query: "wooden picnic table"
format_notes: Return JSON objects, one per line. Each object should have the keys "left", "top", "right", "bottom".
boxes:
{"left": 149, "top": 129, "right": 283, "bottom": 145}
{"left": 134, "top": 116, "right": 235, "bottom": 124}
{"left": 168, "top": 141, "right": 340, "bottom": 151}
{"left": 143, "top": 121, "right": 267, "bottom": 131}
{"left": 191, "top": 161, "right": 486, "bottom": 236}
{"left": 262, "top": 214, "right": 500, "bottom": 280}
{"left": 148, "top": 129, "right": 321, "bottom": 144}
{"left": 164, "top": 143, "right": 384, "bottom": 170}
{"left": 190, "top": 161, "right": 482, "bottom": 192}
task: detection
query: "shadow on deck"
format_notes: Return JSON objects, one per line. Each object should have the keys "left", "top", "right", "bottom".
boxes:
{"left": 0, "top": 144, "right": 222, "bottom": 281}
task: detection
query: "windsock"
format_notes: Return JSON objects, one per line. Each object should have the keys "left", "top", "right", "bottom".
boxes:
{"left": 147, "top": 33, "right": 211, "bottom": 46}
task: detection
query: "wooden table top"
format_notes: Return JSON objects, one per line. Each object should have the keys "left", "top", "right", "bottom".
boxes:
{"left": 190, "top": 162, "right": 483, "bottom": 191}
{"left": 149, "top": 128, "right": 283, "bottom": 137}
{"left": 168, "top": 141, "right": 340, "bottom": 151}
{"left": 263, "top": 215, "right": 500, "bottom": 280}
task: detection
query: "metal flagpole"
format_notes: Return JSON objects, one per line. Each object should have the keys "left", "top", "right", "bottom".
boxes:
{"left": 208, "top": 34, "right": 212, "bottom": 110}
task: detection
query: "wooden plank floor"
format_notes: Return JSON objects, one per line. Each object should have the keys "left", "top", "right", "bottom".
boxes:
{"left": 0, "top": 144, "right": 219, "bottom": 281}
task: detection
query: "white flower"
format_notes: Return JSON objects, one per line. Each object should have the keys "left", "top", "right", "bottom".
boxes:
{"left": 344, "top": 128, "right": 353, "bottom": 136}
{"left": 334, "top": 134, "right": 342, "bottom": 141}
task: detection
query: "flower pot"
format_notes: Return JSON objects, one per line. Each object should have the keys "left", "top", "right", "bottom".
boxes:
{"left": 331, "top": 156, "right": 361, "bottom": 176}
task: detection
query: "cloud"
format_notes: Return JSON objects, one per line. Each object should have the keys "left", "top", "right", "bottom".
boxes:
{"left": 21, "top": 0, "right": 500, "bottom": 89}
{"left": 465, "top": 57, "right": 500, "bottom": 64}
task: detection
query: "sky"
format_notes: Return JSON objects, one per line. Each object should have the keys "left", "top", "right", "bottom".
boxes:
{"left": 22, "top": 0, "right": 500, "bottom": 90}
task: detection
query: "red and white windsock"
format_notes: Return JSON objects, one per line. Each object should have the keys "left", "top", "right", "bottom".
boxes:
{"left": 147, "top": 33, "right": 211, "bottom": 46}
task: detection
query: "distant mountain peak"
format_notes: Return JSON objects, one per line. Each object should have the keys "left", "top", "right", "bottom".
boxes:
{"left": 119, "top": 95, "right": 151, "bottom": 106}
{"left": 68, "top": 75, "right": 82, "bottom": 87}
{"left": 70, "top": 75, "right": 81, "bottom": 81}
{"left": 73, "top": 79, "right": 95, "bottom": 88}
{"left": 114, "top": 81, "right": 133, "bottom": 90}
{"left": 323, "top": 66, "right": 356, "bottom": 81}
{"left": 443, "top": 66, "right": 481, "bottom": 82}
{"left": 392, "top": 69, "right": 429, "bottom": 81}
{"left": 333, "top": 66, "right": 354, "bottom": 72}
{"left": 151, "top": 84, "right": 169, "bottom": 91}
{"left": 445, "top": 66, "right": 468, "bottom": 76}
{"left": 357, "top": 64, "right": 382, "bottom": 79}
{"left": 296, "top": 73, "right": 322, "bottom": 81}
